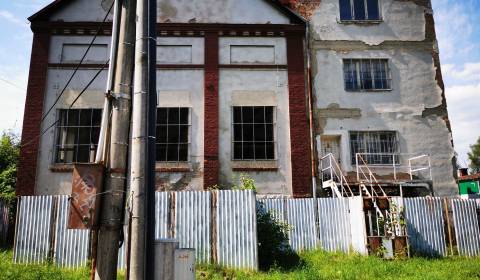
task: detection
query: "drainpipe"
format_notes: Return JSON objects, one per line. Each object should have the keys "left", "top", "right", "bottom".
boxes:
{"left": 305, "top": 23, "right": 317, "bottom": 198}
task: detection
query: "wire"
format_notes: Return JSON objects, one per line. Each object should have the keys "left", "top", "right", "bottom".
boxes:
{"left": 0, "top": 77, "right": 26, "bottom": 91}
{"left": 40, "top": 1, "right": 114, "bottom": 123}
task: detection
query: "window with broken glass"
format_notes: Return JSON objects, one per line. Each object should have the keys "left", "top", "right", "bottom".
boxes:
{"left": 156, "top": 107, "right": 190, "bottom": 162}
{"left": 54, "top": 109, "right": 102, "bottom": 164}
{"left": 339, "top": 0, "right": 381, "bottom": 21}
{"left": 343, "top": 59, "right": 391, "bottom": 91}
{"left": 349, "top": 131, "right": 399, "bottom": 165}
{"left": 232, "top": 106, "right": 276, "bottom": 161}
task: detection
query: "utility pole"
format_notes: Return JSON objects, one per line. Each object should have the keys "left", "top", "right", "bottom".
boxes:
{"left": 95, "top": 0, "right": 136, "bottom": 278}
{"left": 129, "top": 0, "right": 156, "bottom": 277}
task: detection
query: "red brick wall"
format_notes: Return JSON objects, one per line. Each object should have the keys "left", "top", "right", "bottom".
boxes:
{"left": 286, "top": 33, "right": 313, "bottom": 198}
{"left": 203, "top": 32, "right": 220, "bottom": 189}
{"left": 16, "top": 32, "right": 50, "bottom": 196}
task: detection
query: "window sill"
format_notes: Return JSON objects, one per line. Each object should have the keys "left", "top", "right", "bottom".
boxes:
{"left": 50, "top": 165, "right": 74, "bottom": 173}
{"left": 231, "top": 160, "right": 278, "bottom": 172}
{"left": 156, "top": 162, "right": 191, "bottom": 173}
{"left": 345, "top": 89, "right": 393, "bottom": 93}
{"left": 337, "top": 19, "right": 383, "bottom": 25}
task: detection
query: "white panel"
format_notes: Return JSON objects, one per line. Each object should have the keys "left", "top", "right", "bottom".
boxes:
{"left": 61, "top": 44, "right": 108, "bottom": 63}
{"left": 230, "top": 46, "right": 275, "bottom": 64}
{"left": 157, "top": 45, "right": 193, "bottom": 64}
{"left": 157, "top": 91, "right": 192, "bottom": 107}
{"left": 231, "top": 91, "right": 277, "bottom": 106}
{"left": 348, "top": 197, "right": 368, "bottom": 255}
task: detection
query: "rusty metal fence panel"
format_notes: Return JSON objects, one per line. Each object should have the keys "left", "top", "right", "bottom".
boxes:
{"left": 451, "top": 199, "right": 480, "bottom": 257}
{"left": 216, "top": 190, "right": 258, "bottom": 270}
{"left": 404, "top": 197, "right": 447, "bottom": 257}
{"left": 14, "top": 196, "right": 55, "bottom": 264}
{"left": 317, "top": 198, "right": 351, "bottom": 252}
{"left": 0, "top": 199, "right": 8, "bottom": 246}
{"left": 174, "top": 191, "right": 211, "bottom": 263}
{"left": 286, "top": 198, "right": 318, "bottom": 252}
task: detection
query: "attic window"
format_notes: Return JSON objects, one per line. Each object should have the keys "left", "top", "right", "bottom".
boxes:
{"left": 339, "top": 0, "right": 381, "bottom": 21}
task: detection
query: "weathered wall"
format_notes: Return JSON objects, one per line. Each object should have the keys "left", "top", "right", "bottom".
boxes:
{"left": 310, "top": 0, "right": 457, "bottom": 196}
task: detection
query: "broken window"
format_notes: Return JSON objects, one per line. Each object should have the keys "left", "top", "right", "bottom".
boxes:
{"left": 232, "top": 106, "right": 276, "bottom": 161}
{"left": 339, "top": 0, "right": 381, "bottom": 21}
{"left": 349, "top": 131, "right": 399, "bottom": 165}
{"left": 156, "top": 107, "right": 190, "bottom": 162}
{"left": 55, "top": 109, "right": 102, "bottom": 164}
{"left": 343, "top": 59, "right": 391, "bottom": 91}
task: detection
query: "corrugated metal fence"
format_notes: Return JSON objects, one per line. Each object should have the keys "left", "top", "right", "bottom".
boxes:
{"left": 451, "top": 199, "right": 480, "bottom": 256}
{"left": 0, "top": 199, "right": 8, "bottom": 247}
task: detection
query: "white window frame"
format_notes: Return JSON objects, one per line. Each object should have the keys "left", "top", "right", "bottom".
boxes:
{"left": 155, "top": 107, "right": 192, "bottom": 163}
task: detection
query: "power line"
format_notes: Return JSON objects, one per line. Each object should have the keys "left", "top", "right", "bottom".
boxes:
{"left": 0, "top": 77, "right": 26, "bottom": 91}
{"left": 40, "top": 1, "right": 114, "bottom": 123}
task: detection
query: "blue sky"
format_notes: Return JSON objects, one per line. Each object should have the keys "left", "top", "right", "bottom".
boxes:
{"left": 0, "top": 0, "right": 479, "bottom": 166}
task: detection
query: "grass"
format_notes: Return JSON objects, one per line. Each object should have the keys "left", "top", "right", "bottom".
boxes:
{"left": 2, "top": 249, "right": 480, "bottom": 280}
{"left": 197, "top": 250, "right": 480, "bottom": 280}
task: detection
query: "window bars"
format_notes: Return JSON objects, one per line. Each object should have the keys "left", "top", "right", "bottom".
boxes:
{"left": 349, "top": 131, "right": 399, "bottom": 165}
{"left": 343, "top": 59, "right": 391, "bottom": 91}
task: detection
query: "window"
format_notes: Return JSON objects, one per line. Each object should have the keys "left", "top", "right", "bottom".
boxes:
{"left": 350, "top": 131, "right": 399, "bottom": 165}
{"left": 156, "top": 107, "right": 190, "bottom": 162}
{"left": 340, "top": 0, "right": 381, "bottom": 21}
{"left": 232, "top": 106, "right": 275, "bottom": 160}
{"left": 343, "top": 59, "right": 391, "bottom": 91}
{"left": 55, "top": 109, "right": 102, "bottom": 164}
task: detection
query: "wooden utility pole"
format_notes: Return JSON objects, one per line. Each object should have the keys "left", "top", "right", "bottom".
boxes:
{"left": 129, "top": 0, "right": 157, "bottom": 277}
{"left": 95, "top": 0, "right": 136, "bottom": 279}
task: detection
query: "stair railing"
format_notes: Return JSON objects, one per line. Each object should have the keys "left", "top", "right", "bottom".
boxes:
{"left": 355, "top": 154, "right": 387, "bottom": 197}
{"left": 320, "top": 153, "right": 354, "bottom": 197}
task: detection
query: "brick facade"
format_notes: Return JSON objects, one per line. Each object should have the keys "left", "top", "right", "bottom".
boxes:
{"left": 286, "top": 34, "right": 313, "bottom": 197}
{"left": 16, "top": 32, "right": 50, "bottom": 196}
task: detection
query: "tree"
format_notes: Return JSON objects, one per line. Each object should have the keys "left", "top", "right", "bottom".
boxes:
{"left": 468, "top": 137, "right": 480, "bottom": 174}
{"left": 0, "top": 132, "right": 19, "bottom": 203}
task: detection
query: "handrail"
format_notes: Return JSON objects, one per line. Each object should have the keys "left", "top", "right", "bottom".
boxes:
{"left": 356, "top": 154, "right": 387, "bottom": 197}
{"left": 320, "top": 153, "right": 354, "bottom": 197}
{"left": 408, "top": 154, "right": 432, "bottom": 181}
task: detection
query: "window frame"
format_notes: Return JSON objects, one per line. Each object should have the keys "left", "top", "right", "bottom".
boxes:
{"left": 155, "top": 107, "right": 192, "bottom": 163}
{"left": 53, "top": 108, "right": 102, "bottom": 165}
{"left": 231, "top": 106, "right": 277, "bottom": 161}
{"left": 339, "top": 0, "right": 383, "bottom": 22}
{"left": 343, "top": 58, "right": 392, "bottom": 92}
{"left": 349, "top": 131, "right": 400, "bottom": 166}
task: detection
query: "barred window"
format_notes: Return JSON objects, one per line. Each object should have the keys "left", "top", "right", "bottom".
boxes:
{"left": 55, "top": 109, "right": 102, "bottom": 164}
{"left": 232, "top": 106, "right": 276, "bottom": 160}
{"left": 340, "top": 0, "right": 381, "bottom": 21}
{"left": 350, "top": 131, "right": 399, "bottom": 165}
{"left": 343, "top": 59, "right": 391, "bottom": 91}
{"left": 156, "top": 107, "right": 190, "bottom": 162}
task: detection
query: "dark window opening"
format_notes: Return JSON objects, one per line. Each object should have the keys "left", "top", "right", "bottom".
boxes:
{"left": 343, "top": 59, "right": 391, "bottom": 91}
{"left": 232, "top": 106, "right": 275, "bottom": 160}
{"left": 156, "top": 107, "right": 190, "bottom": 162}
{"left": 350, "top": 131, "right": 399, "bottom": 165}
{"left": 55, "top": 109, "right": 102, "bottom": 164}
{"left": 339, "top": 0, "right": 381, "bottom": 21}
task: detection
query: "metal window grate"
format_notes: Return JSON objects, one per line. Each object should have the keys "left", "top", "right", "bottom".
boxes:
{"left": 232, "top": 106, "right": 276, "bottom": 161}
{"left": 343, "top": 59, "right": 391, "bottom": 91}
{"left": 349, "top": 131, "right": 399, "bottom": 165}
{"left": 156, "top": 107, "right": 191, "bottom": 162}
{"left": 339, "top": 0, "right": 381, "bottom": 21}
{"left": 55, "top": 109, "right": 102, "bottom": 164}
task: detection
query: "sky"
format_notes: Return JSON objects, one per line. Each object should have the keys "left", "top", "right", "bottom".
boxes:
{"left": 0, "top": 0, "right": 479, "bottom": 167}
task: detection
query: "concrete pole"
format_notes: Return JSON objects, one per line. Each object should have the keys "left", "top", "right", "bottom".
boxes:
{"left": 95, "top": 0, "right": 136, "bottom": 279}
{"left": 129, "top": 0, "right": 150, "bottom": 277}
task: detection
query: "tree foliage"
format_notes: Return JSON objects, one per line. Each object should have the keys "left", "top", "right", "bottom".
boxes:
{"left": 468, "top": 136, "right": 480, "bottom": 174}
{"left": 0, "top": 132, "right": 20, "bottom": 204}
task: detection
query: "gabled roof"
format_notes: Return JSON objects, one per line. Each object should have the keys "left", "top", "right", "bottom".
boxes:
{"left": 29, "top": 0, "right": 305, "bottom": 23}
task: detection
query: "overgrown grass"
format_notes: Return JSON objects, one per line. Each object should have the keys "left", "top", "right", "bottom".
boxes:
{"left": 197, "top": 250, "right": 480, "bottom": 280}
{"left": 0, "top": 250, "right": 125, "bottom": 280}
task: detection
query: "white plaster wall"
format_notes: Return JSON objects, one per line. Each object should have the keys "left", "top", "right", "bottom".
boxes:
{"left": 218, "top": 69, "right": 292, "bottom": 196}
{"left": 156, "top": 37, "right": 205, "bottom": 65}
{"left": 313, "top": 48, "right": 457, "bottom": 195}
{"left": 50, "top": 0, "right": 113, "bottom": 22}
{"left": 310, "top": 0, "right": 427, "bottom": 45}
{"left": 219, "top": 37, "right": 287, "bottom": 65}
{"left": 49, "top": 36, "right": 111, "bottom": 64}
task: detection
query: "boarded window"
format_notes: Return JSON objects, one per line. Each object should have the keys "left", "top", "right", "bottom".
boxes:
{"left": 343, "top": 59, "right": 391, "bottom": 91}
{"left": 230, "top": 45, "right": 275, "bottom": 64}
{"left": 55, "top": 109, "right": 102, "bottom": 164}
{"left": 339, "top": 0, "right": 381, "bottom": 21}
{"left": 156, "top": 108, "right": 190, "bottom": 162}
{"left": 156, "top": 45, "right": 193, "bottom": 64}
{"left": 232, "top": 106, "right": 276, "bottom": 160}
{"left": 61, "top": 44, "right": 108, "bottom": 63}
{"left": 349, "top": 131, "right": 399, "bottom": 165}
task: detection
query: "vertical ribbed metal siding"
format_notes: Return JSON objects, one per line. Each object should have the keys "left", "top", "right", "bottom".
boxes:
{"left": 14, "top": 196, "right": 55, "bottom": 264}
{"left": 258, "top": 199, "right": 286, "bottom": 223}
{"left": 155, "top": 192, "right": 170, "bottom": 240}
{"left": 174, "top": 191, "right": 211, "bottom": 263}
{"left": 54, "top": 196, "right": 90, "bottom": 268}
{"left": 451, "top": 199, "right": 480, "bottom": 257}
{"left": 317, "top": 198, "right": 351, "bottom": 252}
{"left": 286, "top": 199, "right": 317, "bottom": 252}
{"left": 404, "top": 198, "right": 447, "bottom": 257}
{"left": 0, "top": 199, "right": 8, "bottom": 246}
{"left": 216, "top": 190, "right": 258, "bottom": 270}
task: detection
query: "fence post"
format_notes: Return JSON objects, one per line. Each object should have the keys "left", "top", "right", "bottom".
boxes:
{"left": 443, "top": 198, "right": 454, "bottom": 256}
{"left": 210, "top": 191, "right": 218, "bottom": 264}
{"left": 48, "top": 196, "right": 59, "bottom": 263}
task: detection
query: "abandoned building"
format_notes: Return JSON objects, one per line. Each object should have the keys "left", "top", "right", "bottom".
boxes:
{"left": 16, "top": 0, "right": 457, "bottom": 199}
